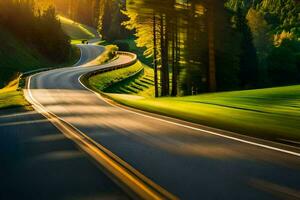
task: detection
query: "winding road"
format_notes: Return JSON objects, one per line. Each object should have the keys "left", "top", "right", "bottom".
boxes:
{"left": 25, "top": 44, "right": 300, "bottom": 199}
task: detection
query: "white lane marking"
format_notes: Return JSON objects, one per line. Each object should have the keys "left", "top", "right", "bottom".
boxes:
{"left": 78, "top": 75, "right": 300, "bottom": 158}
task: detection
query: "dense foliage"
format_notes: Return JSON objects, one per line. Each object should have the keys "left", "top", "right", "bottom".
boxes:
{"left": 39, "top": 0, "right": 130, "bottom": 41}
{"left": 122, "top": 0, "right": 300, "bottom": 96}
{"left": 122, "top": 0, "right": 242, "bottom": 96}
{"left": 227, "top": 0, "right": 300, "bottom": 87}
{"left": 0, "top": 0, "right": 73, "bottom": 87}
{"left": 0, "top": 0, "right": 71, "bottom": 62}
{"left": 6, "top": 0, "right": 300, "bottom": 96}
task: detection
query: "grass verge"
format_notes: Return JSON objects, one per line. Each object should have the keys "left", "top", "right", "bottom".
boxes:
{"left": 104, "top": 65, "right": 156, "bottom": 97}
{"left": 89, "top": 61, "right": 143, "bottom": 91}
{"left": 88, "top": 62, "right": 300, "bottom": 142}
{"left": 0, "top": 77, "right": 30, "bottom": 110}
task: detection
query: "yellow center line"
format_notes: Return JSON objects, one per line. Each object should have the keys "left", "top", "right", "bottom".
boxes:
{"left": 24, "top": 75, "right": 179, "bottom": 200}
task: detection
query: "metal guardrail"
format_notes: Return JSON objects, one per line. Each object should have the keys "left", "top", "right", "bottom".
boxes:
{"left": 83, "top": 51, "right": 138, "bottom": 79}
{"left": 20, "top": 51, "right": 138, "bottom": 90}
{"left": 21, "top": 67, "right": 53, "bottom": 77}
{"left": 117, "top": 51, "right": 137, "bottom": 59}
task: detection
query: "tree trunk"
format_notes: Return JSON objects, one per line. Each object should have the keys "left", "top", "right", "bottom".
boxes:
{"left": 153, "top": 14, "right": 159, "bottom": 97}
{"left": 207, "top": 2, "right": 217, "bottom": 92}
{"left": 171, "top": 18, "right": 178, "bottom": 96}
{"left": 160, "top": 14, "right": 169, "bottom": 96}
{"left": 164, "top": 16, "right": 170, "bottom": 95}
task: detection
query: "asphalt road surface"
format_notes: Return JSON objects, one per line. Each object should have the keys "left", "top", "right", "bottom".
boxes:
{"left": 0, "top": 45, "right": 129, "bottom": 200}
{"left": 24, "top": 44, "right": 300, "bottom": 199}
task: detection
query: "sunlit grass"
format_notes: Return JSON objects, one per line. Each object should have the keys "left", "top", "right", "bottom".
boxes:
{"left": 105, "top": 65, "right": 156, "bottom": 97}
{"left": 108, "top": 85, "right": 300, "bottom": 141}
{"left": 0, "top": 77, "right": 30, "bottom": 110}
{"left": 71, "top": 39, "right": 84, "bottom": 45}
{"left": 89, "top": 61, "right": 143, "bottom": 91}
{"left": 59, "top": 15, "right": 97, "bottom": 40}
{"left": 88, "top": 63, "right": 300, "bottom": 142}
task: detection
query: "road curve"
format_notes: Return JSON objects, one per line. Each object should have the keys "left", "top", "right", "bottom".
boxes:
{"left": 26, "top": 44, "right": 300, "bottom": 200}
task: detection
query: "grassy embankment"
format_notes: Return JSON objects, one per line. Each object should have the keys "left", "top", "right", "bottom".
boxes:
{"left": 0, "top": 77, "right": 30, "bottom": 110}
{"left": 89, "top": 61, "right": 144, "bottom": 91}
{"left": 88, "top": 61, "right": 300, "bottom": 142}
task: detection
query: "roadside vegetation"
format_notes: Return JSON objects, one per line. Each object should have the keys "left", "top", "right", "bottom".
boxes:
{"left": 104, "top": 65, "right": 155, "bottom": 97}
{"left": 89, "top": 61, "right": 143, "bottom": 91}
{"left": 50, "top": 0, "right": 300, "bottom": 97}
{"left": 0, "top": 77, "right": 30, "bottom": 110}
{"left": 108, "top": 37, "right": 152, "bottom": 65}
{"left": 75, "top": 0, "right": 300, "bottom": 142}
{"left": 109, "top": 85, "right": 300, "bottom": 142}
{"left": 88, "top": 62, "right": 300, "bottom": 142}
{"left": 95, "top": 45, "right": 119, "bottom": 64}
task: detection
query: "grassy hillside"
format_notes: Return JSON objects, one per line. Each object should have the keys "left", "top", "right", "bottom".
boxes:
{"left": 0, "top": 27, "right": 50, "bottom": 87}
{"left": 0, "top": 20, "right": 80, "bottom": 109}
{"left": 88, "top": 63, "right": 300, "bottom": 143}
{"left": 59, "top": 15, "right": 98, "bottom": 41}
{"left": 0, "top": 27, "right": 80, "bottom": 88}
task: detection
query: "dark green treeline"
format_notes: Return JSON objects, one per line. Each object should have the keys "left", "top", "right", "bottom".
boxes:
{"left": 46, "top": 0, "right": 130, "bottom": 41}
{"left": 48, "top": 0, "right": 300, "bottom": 96}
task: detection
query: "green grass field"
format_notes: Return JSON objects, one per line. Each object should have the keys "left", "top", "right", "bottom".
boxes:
{"left": 88, "top": 63, "right": 300, "bottom": 142}
{"left": 59, "top": 15, "right": 98, "bottom": 41}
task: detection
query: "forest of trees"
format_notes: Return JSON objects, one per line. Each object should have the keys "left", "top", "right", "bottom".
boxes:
{"left": 0, "top": 0, "right": 71, "bottom": 63}
{"left": 5, "top": 0, "right": 300, "bottom": 97}
{"left": 46, "top": 0, "right": 300, "bottom": 97}
{"left": 227, "top": 0, "right": 300, "bottom": 87}
{"left": 122, "top": 0, "right": 300, "bottom": 96}
{"left": 38, "top": 0, "right": 130, "bottom": 41}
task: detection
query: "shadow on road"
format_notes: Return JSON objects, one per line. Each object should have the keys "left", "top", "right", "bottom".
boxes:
{"left": 0, "top": 108, "right": 129, "bottom": 200}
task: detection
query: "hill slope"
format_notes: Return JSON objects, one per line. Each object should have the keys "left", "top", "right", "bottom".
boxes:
{"left": 59, "top": 15, "right": 99, "bottom": 41}
{"left": 0, "top": 27, "right": 50, "bottom": 87}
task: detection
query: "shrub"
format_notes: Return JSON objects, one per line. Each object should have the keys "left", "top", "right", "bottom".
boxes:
{"left": 114, "top": 41, "right": 130, "bottom": 51}
{"left": 267, "top": 44, "right": 297, "bottom": 85}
